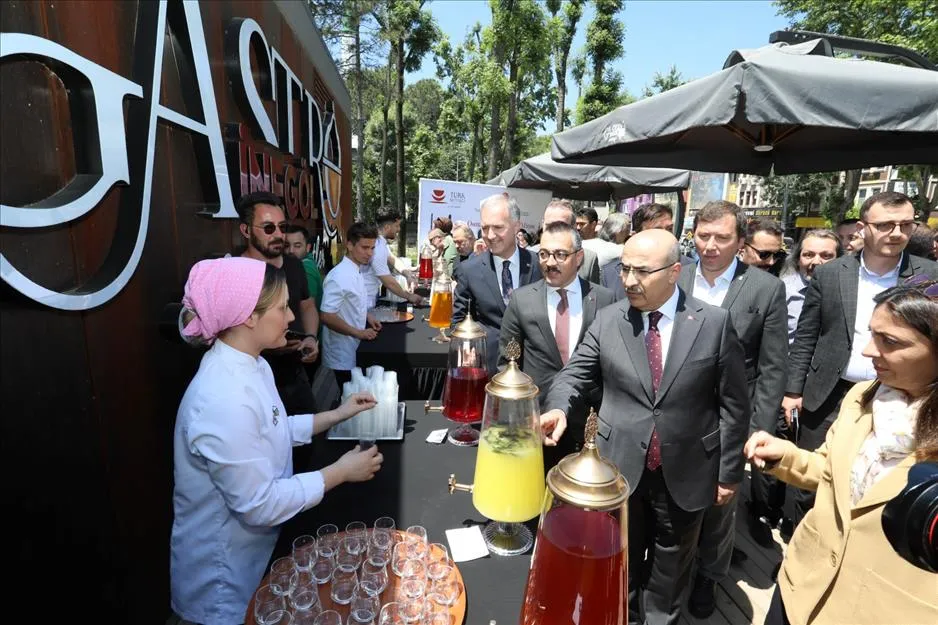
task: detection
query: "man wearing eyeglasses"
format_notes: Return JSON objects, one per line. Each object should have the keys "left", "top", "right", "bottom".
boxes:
{"left": 540, "top": 229, "right": 750, "bottom": 625}
{"left": 784, "top": 191, "right": 938, "bottom": 530}
{"left": 236, "top": 192, "right": 320, "bottom": 426}
{"left": 676, "top": 202, "right": 789, "bottom": 618}
{"left": 740, "top": 218, "right": 787, "bottom": 277}
{"left": 498, "top": 222, "right": 615, "bottom": 469}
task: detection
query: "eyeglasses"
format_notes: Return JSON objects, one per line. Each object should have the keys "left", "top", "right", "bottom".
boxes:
{"left": 616, "top": 263, "right": 673, "bottom": 279}
{"left": 745, "top": 243, "right": 787, "bottom": 262}
{"left": 864, "top": 220, "right": 915, "bottom": 235}
{"left": 537, "top": 249, "right": 578, "bottom": 262}
{"left": 253, "top": 222, "right": 289, "bottom": 235}
{"left": 903, "top": 274, "right": 938, "bottom": 298}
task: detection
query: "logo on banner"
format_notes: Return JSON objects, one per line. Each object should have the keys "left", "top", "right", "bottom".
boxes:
{"left": 0, "top": 0, "right": 342, "bottom": 311}
{"left": 430, "top": 189, "right": 446, "bottom": 203}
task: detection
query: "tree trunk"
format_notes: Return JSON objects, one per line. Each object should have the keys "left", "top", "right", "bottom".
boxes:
{"left": 555, "top": 58, "right": 567, "bottom": 132}
{"left": 380, "top": 51, "right": 392, "bottom": 208}
{"left": 353, "top": 12, "right": 365, "bottom": 220}
{"left": 504, "top": 53, "right": 520, "bottom": 171}
{"left": 833, "top": 169, "right": 862, "bottom": 226}
{"left": 486, "top": 0, "right": 511, "bottom": 180}
{"left": 395, "top": 36, "right": 406, "bottom": 257}
{"left": 468, "top": 115, "right": 480, "bottom": 182}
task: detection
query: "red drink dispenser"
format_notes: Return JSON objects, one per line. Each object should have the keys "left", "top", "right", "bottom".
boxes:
{"left": 520, "top": 409, "right": 630, "bottom": 625}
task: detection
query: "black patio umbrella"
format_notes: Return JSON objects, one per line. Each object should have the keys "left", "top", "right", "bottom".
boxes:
{"left": 550, "top": 39, "right": 938, "bottom": 175}
{"left": 487, "top": 152, "right": 690, "bottom": 201}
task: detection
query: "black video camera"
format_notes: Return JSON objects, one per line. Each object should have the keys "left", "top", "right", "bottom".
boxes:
{"left": 881, "top": 461, "right": 938, "bottom": 573}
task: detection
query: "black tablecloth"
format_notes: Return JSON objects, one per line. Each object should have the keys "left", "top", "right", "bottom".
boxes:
{"left": 356, "top": 312, "right": 449, "bottom": 399}
{"left": 275, "top": 400, "right": 536, "bottom": 625}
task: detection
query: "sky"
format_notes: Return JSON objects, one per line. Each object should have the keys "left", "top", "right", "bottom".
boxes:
{"left": 407, "top": 0, "right": 791, "bottom": 117}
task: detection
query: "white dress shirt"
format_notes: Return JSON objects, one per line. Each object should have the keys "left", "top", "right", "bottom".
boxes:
{"left": 692, "top": 257, "right": 738, "bottom": 307}
{"left": 495, "top": 246, "right": 521, "bottom": 298}
{"left": 844, "top": 253, "right": 902, "bottom": 382}
{"left": 170, "top": 339, "right": 322, "bottom": 625}
{"left": 641, "top": 286, "right": 681, "bottom": 368}
{"left": 322, "top": 256, "right": 369, "bottom": 371}
{"left": 546, "top": 277, "right": 584, "bottom": 361}
{"left": 782, "top": 270, "right": 809, "bottom": 345}
{"left": 362, "top": 235, "right": 392, "bottom": 306}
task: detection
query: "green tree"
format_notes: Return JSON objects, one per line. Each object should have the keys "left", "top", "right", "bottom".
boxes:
{"left": 576, "top": 0, "right": 625, "bottom": 124}
{"left": 570, "top": 51, "right": 587, "bottom": 101}
{"left": 547, "top": 0, "right": 583, "bottom": 132}
{"left": 774, "top": 0, "right": 938, "bottom": 222}
{"left": 642, "top": 65, "right": 685, "bottom": 98}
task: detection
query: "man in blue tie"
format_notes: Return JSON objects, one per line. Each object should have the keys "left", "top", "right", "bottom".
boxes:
{"left": 452, "top": 193, "right": 542, "bottom": 372}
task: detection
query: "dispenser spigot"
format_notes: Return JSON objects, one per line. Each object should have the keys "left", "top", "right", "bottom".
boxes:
{"left": 448, "top": 473, "right": 473, "bottom": 494}
{"left": 424, "top": 401, "right": 443, "bottom": 415}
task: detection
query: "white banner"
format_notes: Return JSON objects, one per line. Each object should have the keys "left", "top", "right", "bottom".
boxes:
{"left": 417, "top": 178, "right": 551, "bottom": 247}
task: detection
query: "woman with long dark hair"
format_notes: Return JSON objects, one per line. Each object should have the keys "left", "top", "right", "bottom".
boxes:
{"left": 746, "top": 277, "right": 938, "bottom": 625}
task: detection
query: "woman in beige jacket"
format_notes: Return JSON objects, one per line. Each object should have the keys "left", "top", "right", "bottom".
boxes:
{"left": 746, "top": 280, "right": 938, "bottom": 625}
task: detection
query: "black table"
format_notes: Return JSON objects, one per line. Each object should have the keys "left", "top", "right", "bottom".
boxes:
{"left": 356, "top": 311, "right": 450, "bottom": 399}
{"left": 275, "top": 400, "right": 536, "bottom": 624}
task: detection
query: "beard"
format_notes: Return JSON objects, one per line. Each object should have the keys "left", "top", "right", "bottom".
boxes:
{"left": 250, "top": 230, "right": 284, "bottom": 259}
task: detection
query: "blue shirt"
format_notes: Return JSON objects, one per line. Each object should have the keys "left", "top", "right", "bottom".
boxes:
{"left": 170, "top": 340, "right": 324, "bottom": 625}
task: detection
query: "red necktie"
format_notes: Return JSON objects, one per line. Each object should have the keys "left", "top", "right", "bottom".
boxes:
{"left": 555, "top": 288, "right": 570, "bottom": 364}
{"left": 645, "top": 311, "right": 663, "bottom": 471}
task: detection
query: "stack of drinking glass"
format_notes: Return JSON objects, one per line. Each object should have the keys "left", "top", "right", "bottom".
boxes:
{"left": 251, "top": 517, "right": 461, "bottom": 625}
{"left": 331, "top": 366, "right": 400, "bottom": 446}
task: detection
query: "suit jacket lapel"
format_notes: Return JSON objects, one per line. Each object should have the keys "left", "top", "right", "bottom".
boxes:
{"left": 618, "top": 306, "right": 654, "bottom": 404}
{"left": 853, "top": 454, "right": 917, "bottom": 512}
{"left": 579, "top": 278, "right": 597, "bottom": 344}
{"left": 656, "top": 292, "right": 704, "bottom": 403}
{"left": 897, "top": 253, "right": 915, "bottom": 279}
{"left": 533, "top": 282, "right": 564, "bottom": 367}
{"left": 721, "top": 262, "right": 748, "bottom": 311}
{"left": 840, "top": 255, "right": 860, "bottom": 339}
{"left": 485, "top": 252, "right": 508, "bottom": 313}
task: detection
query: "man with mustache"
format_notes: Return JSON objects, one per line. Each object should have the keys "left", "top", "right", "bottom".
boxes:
{"left": 237, "top": 192, "right": 320, "bottom": 424}
{"left": 498, "top": 221, "right": 615, "bottom": 469}
{"left": 540, "top": 229, "right": 750, "bottom": 625}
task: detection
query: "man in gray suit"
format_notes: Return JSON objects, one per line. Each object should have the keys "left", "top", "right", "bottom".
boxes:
{"left": 452, "top": 194, "right": 542, "bottom": 372}
{"left": 677, "top": 202, "right": 789, "bottom": 618}
{"left": 540, "top": 229, "right": 750, "bottom": 625}
{"left": 530, "top": 200, "right": 601, "bottom": 283}
{"left": 499, "top": 221, "right": 615, "bottom": 469}
{"left": 784, "top": 191, "right": 938, "bottom": 526}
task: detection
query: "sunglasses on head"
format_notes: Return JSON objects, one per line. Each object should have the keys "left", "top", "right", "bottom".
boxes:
{"left": 253, "top": 222, "right": 289, "bottom": 235}
{"left": 903, "top": 274, "right": 938, "bottom": 298}
{"left": 745, "top": 243, "right": 786, "bottom": 262}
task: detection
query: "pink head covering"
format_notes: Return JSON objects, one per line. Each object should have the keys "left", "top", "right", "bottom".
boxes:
{"left": 182, "top": 257, "right": 268, "bottom": 343}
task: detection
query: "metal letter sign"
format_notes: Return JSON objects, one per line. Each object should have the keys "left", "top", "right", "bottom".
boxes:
{"left": 0, "top": 0, "right": 341, "bottom": 311}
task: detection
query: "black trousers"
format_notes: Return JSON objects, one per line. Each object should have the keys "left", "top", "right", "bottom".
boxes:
{"left": 271, "top": 360, "right": 317, "bottom": 471}
{"left": 786, "top": 378, "right": 854, "bottom": 527}
{"left": 628, "top": 468, "right": 705, "bottom": 625}
{"left": 765, "top": 586, "right": 791, "bottom": 625}
{"left": 750, "top": 409, "right": 794, "bottom": 522}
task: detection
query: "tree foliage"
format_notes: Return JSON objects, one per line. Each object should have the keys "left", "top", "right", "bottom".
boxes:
{"left": 575, "top": 0, "right": 626, "bottom": 124}
{"left": 642, "top": 65, "right": 685, "bottom": 98}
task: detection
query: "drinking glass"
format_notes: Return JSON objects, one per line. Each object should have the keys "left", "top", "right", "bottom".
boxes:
{"left": 404, "top": 539, "right": 428, "bottom": 564}
{"left": 398, "top": 597, "right": 426, "bottom": 624}
{"left": 313, "top": 611, "right": 343, "bottom": 625}
{"left": 391, "top": 542, "right": 410, "bottom": 577}
{"left": 292, "top": 608, "right": 323, "bottom": 625}
{"left": 367, "top": 529, "right": 393, "bottom": 567}
{"left": 348, "top": 588, "right": 380, "bottom": 625}
{"left": 318, "top": 532, "right": 339, "bottom": 559}
{"left": 360, "top": 560, "right": 389, "bottom": 595}
{"left": 289, "top": 571, "right": 321, "bottom": 613}
{"left": 337, "top": 536, "right": 363, "bottom": 572}
{"left": 346, "top": 521, "right": 368, "bottom": 554}
{"left": 317, "top": 524, "right": 339, "bottom": 539}
{"left": 270, "top": 557, "right": 298, "bottom": 597}
{"left": 427, "top": 567, "right": 460, "bottom": 607}
{"left": 378, "top": 603, "right": 405, "bottom": 625}
{"left": 253, "top": 584, "right": 286, "bottom": 625}
{"left": 265, "top": 610, "right": 294, "bottom": 625}
{"left": 311, "top": 551, "right": 335, "bottom": 585}
{"left": 422, "top": 601, "right": 450, "bottom": 625}
{"left": 293, "top": 535, "right": 317, "bottom": 571}
{"left": 426, "top": 544, "right": 450, "bottom": 581}
{"left": 374, "top": 516, "right": 396, "bottom": 533}
{"left": 404, "top": 525, "right": 428, "bottom": 545}
{"left": 397, "top": 559, "right": 427, "bottom": 600}
{"left": 330, "top": 567, "right": 359, "bottom": 605}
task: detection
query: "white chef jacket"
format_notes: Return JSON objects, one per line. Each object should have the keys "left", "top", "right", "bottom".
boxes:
{"left": 170, "top": 339, "right": 323, "bottom": 625}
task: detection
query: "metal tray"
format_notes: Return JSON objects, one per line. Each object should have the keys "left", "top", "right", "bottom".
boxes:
{"left": 370, "top": 306, "right": 415, "bottom": 324}
{"left": 326, "top": 401, "right": 406, "bottom": 441}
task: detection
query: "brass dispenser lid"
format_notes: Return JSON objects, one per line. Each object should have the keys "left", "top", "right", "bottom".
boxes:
{"left": 485, "top": 340, "right": 539, "bottom": 400}
{"left": 451, "top": 311, "right": 487, "bottom": 340}
{"left": 547, "top": 408, "right": 630, "bottom": 510}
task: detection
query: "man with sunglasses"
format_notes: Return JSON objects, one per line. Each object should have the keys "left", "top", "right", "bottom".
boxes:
{"left": 677, "top": 202, "right": 789, "bottom": 618}
{"left": 236, "top": 192, "right": 321, "bottom": 436}
{"left": 784, "top": 191, "right": 938, "bottom": 530}
{"left": 498, "top": 222, "right": 615, "bottom": 470}
{"left": 740, "top": 218, "right": 787, "bottom": 277}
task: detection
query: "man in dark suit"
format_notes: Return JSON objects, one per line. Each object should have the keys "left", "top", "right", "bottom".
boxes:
{"left": 499, "top": 221, "right": 615, "bottom": 468}
{"left": 540, "top": 229, "right": 751, "bottom": 625}
{"left": 784, "top": 191, "right": 938, "bottom": 526}
{"left": 452, "top": 193, "right": 542, "bottom": 372}
{"left": 677, "top": 202, "right": 789, "bottom": 618}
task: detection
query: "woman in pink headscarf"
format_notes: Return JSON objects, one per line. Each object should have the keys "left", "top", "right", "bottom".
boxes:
{"left": 169, "top": 257, "right": 382, "bottom": 625}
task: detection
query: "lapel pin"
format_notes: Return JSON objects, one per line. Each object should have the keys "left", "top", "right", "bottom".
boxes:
{"left": 272, "top": 405, "right": 279, "bottom": 425}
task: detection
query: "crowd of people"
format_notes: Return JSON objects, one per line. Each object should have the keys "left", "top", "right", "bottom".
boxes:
{"left": 166, "top": 188, "right": 937, "bottom": 625}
